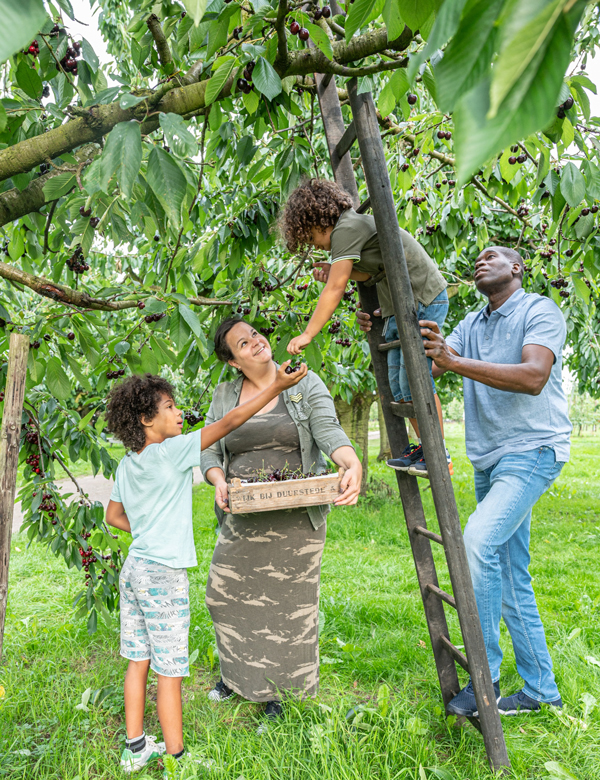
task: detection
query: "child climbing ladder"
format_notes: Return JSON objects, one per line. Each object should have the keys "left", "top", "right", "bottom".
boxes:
{"left": 281, "top": 178, "right": 452, "bottom": 477}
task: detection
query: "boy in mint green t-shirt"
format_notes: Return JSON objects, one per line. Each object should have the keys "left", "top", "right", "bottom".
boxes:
{"left": 105, "top": 363, "right": 306, "bottom": 773}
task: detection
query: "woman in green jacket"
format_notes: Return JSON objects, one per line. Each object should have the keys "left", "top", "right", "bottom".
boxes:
{"left": 201, "top": 318, "right": 362, "bottom": 730}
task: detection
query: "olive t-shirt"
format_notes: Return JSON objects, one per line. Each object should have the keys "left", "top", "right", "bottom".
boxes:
{"left": 330, "top": 209, "right": 446, "bottom": 318}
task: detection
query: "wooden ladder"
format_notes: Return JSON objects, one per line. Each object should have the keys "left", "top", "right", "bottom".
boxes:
{"left": 314, "top": 64, "right": 510, "bottom": 772}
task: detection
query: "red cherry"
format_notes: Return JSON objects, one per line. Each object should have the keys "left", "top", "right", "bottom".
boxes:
{"left": 290, "top": 21, "right": 300, "bottom": 34}
{"left": 298, "top": 28, "right": 310, "bottom": 41}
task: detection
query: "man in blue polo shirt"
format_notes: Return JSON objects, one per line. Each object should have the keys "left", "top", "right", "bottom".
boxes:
{"left": 419, "top": 245, "right": 571, "bottom": 717}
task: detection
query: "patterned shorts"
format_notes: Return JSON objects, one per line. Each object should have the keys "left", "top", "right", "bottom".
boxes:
{"left": 119, "top": 556, "right": 190, "bottom": 677}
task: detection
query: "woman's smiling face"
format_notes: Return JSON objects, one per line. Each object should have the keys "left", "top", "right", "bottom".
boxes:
{"left": 226, "top": 321, "right": 273, "bottom": 372}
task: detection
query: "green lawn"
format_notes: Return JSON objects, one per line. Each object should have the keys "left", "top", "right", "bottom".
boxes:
{"left": 2, "top": 426, "right": 600, "bottom": 780}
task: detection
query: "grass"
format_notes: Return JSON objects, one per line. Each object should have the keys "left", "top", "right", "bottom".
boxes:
{"left": 1, "top": 425, "right": 600, "bottom": 780}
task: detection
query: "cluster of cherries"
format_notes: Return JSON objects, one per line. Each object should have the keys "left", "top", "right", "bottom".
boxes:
{"left": 508, "top": 146, "right": 527, "bottom": 165}
{"left": 409, "top": 194, "right": 427, "bottom": 205}
{"left": 296, "top": 283, "right": 310, "bottom": 292}
{"left": 106, "top": 367, "right": 125, "bottom": 380}
{"left": 35, "top": 491, "right": 57, "bottom": 522}
{"left": 252, "top": 277, "right": 277, "bottom": 294}
{"left": 237, "top": 60, "right": 255, "bottom": 94}
{"left": 79, "top": 537, "right": 114, "bottom": 585}
{"left": 243, "top": 467, "right": 320, "bottom": 484}
{"left": 334, "top": 338, "right": 352, "bottom": 347}
{"left": 26, "top": 40, "right": 40, "bottom": 57}
{"left": 425, "top": 223, "right": 441, "bottom": 236}
{"left": 328, "top": 319, "right": 342, "bottom": 334}
{"left": 259, "top": 325, "right": 276, "bottom": 335}
{"left": 145, "top": 312, "right": 166, "bottom": 323}
{"left": 557, "top": 96, "right": 574, "bottom": 119}
{"left": 312, "top": 5, "right": 332, "bottom": 20}
{"left": 67, "top": 246, "right": 89, "bottom": 275}
{"left": 23, "top": 428, "right": 46, "bottom": 476}
{"left": 289, "top": 21, "right": 310, "bottom": 41}
{"left": 517, "top": 205, "right": 530, "bottom": 217}
{"left": 437, "top": 129, "right": 452, "bottom": 140}
{"left": 79, "top": 206, "right": 99, "bottom": 227}
{"left": 59, "top": 38, "right": 82, "bottom": 76}
{"left": 185, "top": 410, "right": 205, "bottom": 426}
{"left": 284, "top": 363, "right": 302, "bottom": 374}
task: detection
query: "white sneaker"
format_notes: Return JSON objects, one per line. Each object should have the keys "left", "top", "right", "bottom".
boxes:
{"left": 120, "top": 735, "right": 165, "bottom": 773}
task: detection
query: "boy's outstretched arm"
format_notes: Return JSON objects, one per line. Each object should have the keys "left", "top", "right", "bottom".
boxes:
{"left": 106, "top": 500, "right": 132, "bottom": 533}
{"left": 288, "top": 259, "right": 353, "bottom": 355}
{"left": 200, "top": 361, "right": 308, "bottom": 451}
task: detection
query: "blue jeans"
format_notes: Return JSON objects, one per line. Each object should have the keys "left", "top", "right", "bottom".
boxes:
{"left": 464, "top": 447, "right": 565, "bottom": 702}
{"left": 384, "top": 289, "right": 449, "bottom": 402}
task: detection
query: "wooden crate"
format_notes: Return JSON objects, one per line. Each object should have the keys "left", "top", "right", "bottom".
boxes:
{"left": 228, "top": 470, "right": 345, "bottom": 514}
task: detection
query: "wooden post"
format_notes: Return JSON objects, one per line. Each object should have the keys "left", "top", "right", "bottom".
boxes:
{"left": 348, "top": 80, "right": 510, "bottom": 772}
{"left": 0, "top": 333, "right": 29, "bottom": 662}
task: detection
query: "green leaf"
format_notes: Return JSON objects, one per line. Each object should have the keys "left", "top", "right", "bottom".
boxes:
{"left": 0, "top": 0, "right": 48, "bottom": 64}
{"left": 543, "top": 762, "right": 580, "bottom": 780}
{"left": 140, "top": 345, "right": 158, "bottom": 374}
{"left": 182, "top": 0, "right": 208, "bottom": 25}
{"left": 178, "top": 304, "right": 203, "bottom": 338}
{"left": 252, "top": 57, "right": 282, "bottom": 102}
{"left": 407, "top": 0, "right": 468, "bottom": 82}
{"left": 304, "top": 340, "right": 322, "bottom": 373}
{"left": 205, "top": 59, "right": 236, "bottom": 106}
{"left": 452, "top": 4, "right": 582, "bottom": 184}
{"left": 67, "top": 354, "right": 92, "bottom": 391}
{"left": 242, "top": 88, "right": 260, "bottom": 113}
{"left": 377, "top": 69, "right": 409, "bottom": 116}
{"left": 0, "top": 101, "right": 6, "bottom": 133}
{"left": 435, "top": 0, "right": 503, "bottom": 114}
{"left": 345, "top": 0, "right": 378, "bottom": 42}
{"left": 305, "top": 23, "right": 333, "bottom": 60}
{"left": 560, "top": 162, "right": 585, "bottom": 208}
{"left": 159, "top": 113, "right": 198, "bottom": 157}
{"left": 15, "top": 60, "right": 43, "bottom": 100}
{"left": 146, "top": 147, "right": 187, "bottom": 229}
{"left": 46, "top": 356, "right": 71, "bottom": 401}
{"left": 55, "top": 0, "right": 74, "bottom": 19}
{"left": 383, "top": 0, "right": 405, "bottom": 40}
{"left": 43, "top": 173, "right": 76, "bottom": 202}
{"left": 397, "top": 0, "right": 439, "bottom": 31}
{"left": 236, "top": 135, "right": 257, "bottom": 166}
{"left": 119, "top": 93, "right": 148, "bottom": 109}
{"left": 114, "top": 340, "right": 130, "bottom": 355}
{"left": 584, "top": 162, "right": 600, "bottom": 200}
{"left": 489, "top": 0, "right": 567, "bottom": 119}
{"left": 98, "top": 121, "right": 142, "bottom": 200}
{"left": 81, "top": 38, "right": 99, "bottom": 72}
{"left": 78, "top": 408, "right": 96, "bottom": 431}
{"left": 572, "top": 274, "right": 590, "bottom": 305}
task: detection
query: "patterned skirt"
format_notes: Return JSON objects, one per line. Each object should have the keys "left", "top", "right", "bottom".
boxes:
{"left": 205, "top": 509, "right": 326, "bottom": 702}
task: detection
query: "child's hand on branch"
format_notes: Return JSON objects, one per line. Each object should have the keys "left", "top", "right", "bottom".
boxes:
{"left": 276, "top": 360, "right": 308, "bottom": 387}
{"left": 287, "top": 333, "right": 312, "bottom": 355}
{"left": 312, "top": 261, "right": 331, "bottom": 283}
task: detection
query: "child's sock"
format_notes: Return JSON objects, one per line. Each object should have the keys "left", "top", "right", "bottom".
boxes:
{"left": 170, "top": 747, "right": 185, "bottom": 760}
{"left": 125, "top": 733, "right": 146, "bottom": 754}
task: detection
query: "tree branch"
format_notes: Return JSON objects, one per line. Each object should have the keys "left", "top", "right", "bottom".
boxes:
{"left": 0, "top": 262, "right": 233, "bottom": 310}
{"left": 147, "top": 14, "right": 174, "bottom": 69}
{"left": 274, "top": 0, "right": 289, "bottom": 71}
{"left": 0, "top": 25, "right": 414, "bottom": 184}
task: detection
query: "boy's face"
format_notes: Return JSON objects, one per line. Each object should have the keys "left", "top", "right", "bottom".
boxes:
{"left": 142, "top": 393, "right": 183, "bottom": 443}
{"left": 310, "top": 225, "right": 333, "bottom": 251}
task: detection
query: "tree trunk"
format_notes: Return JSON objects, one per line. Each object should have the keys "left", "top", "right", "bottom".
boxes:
{"left": 0, "top": 333, "right": 29, "bottom": 662}
{"left": 376, "top": 394, "right": 392, "bottom": 461}
{"left": 334, "top": 390, "right": 375, "bottom": 493}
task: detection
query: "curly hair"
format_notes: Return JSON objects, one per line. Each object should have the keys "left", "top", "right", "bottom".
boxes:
{"left": 279, "top": 179, "right": 354, "bottom": 252}
{"left": 105, "top": 374, "right": 175, "bottom": 452}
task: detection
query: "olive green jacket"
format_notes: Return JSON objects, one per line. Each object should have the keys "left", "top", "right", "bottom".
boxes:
{"left": 200, "top": 369, "right": 352, "bottom": 529}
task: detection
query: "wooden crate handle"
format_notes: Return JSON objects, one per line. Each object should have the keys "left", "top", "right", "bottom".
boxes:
{"left": 337, "top": 468, "right": 345, "bottom": 479}
{"left": 231, "top": 478, "right": 242, "bottom": 487}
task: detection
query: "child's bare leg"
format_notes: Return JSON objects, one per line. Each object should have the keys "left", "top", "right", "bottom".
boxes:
{"left": 157, "top": 675, "right": 184, "bottom": 755}
{"left": 124, "top": 659, "right": 151, "bottom": 738}
{"left": 406, "top": 394, "right": 445, "bottom": 439}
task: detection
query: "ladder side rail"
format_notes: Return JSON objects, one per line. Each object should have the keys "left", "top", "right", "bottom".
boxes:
{"left": 348, "top": 80, "right": 510, "bottom": 771}
{"left": 358, "top": 282, "right": 461, "bottom": 705}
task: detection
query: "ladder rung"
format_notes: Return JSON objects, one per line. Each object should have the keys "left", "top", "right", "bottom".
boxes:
{"left": 414, "top": 525, "right": 443, "bottom": 545}
{"left": 426, "top": 583, "right": 456, "bottom": 609}
{"left": 390, "top": 401, "right": 415, "bottom": 419}
{"left": 378, "top": 339, "right": 401, "bottom": 352}
{"left": 356, "top": 197, "right": 371, "bottom": 214}
{"left": 335, "top": 120, "right": 357, "bottom": 160}
{"left": 440, "top": 634, "right": 470, "bottom": 673}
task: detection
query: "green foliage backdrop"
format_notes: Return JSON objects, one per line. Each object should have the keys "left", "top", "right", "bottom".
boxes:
{"left": 1, "top": 0, "right": 599, "bottom": 630}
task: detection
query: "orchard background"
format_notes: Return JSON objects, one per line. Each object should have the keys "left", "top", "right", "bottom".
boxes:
{"left": 0, "top": 0, "right": 599, "bottom": 641}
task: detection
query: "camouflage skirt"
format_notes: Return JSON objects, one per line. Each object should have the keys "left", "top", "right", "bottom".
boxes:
{"left": 205, "top": 509, "right": 326, "bottom": 702}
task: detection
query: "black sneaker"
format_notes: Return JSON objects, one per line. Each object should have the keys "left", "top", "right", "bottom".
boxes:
{"left": 497, "top": 689, "right": 563, "bottom": 715}
{"left": 446, "top": 678, "right": 501, "bottom": 717}
{"left": 257, "top": 701, "right": 283, "bottom": 734}
{"left": 207, "top": 679, "right": 235, "bottom": 702}
{"left": 387, "top": 443, "right": 422, "bottom": 471}
{"left": 408, "top": 454, "right": 429, "bottom": 478}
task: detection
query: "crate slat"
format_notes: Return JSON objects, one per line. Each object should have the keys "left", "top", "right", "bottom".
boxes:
{"left": 228, "top": 470, "right": 345, "bottom": 514}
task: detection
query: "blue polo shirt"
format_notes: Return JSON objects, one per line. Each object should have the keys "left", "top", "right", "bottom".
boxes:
{"left": 446, "top": 288, "right": 571, "bottom": 470}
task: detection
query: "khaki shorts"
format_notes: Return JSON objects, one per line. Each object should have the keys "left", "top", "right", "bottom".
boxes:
{"left": 119, "top": 556, "right": 190, "bottom": 677}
